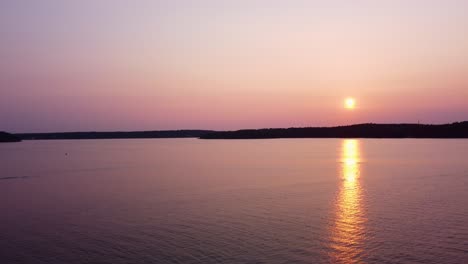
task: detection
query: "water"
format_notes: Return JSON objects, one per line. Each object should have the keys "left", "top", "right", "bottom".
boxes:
{"left": 1, "top": 139, "right": 468, "bottom": 264}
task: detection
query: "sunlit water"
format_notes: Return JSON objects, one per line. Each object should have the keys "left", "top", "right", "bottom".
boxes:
{"left": 1, "top": 139, "right": 468, "bottom": 264}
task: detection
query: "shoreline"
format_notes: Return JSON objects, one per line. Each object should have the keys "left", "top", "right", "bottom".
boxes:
{"left": 9, "top": 121, "right": 468, "bottom": 140}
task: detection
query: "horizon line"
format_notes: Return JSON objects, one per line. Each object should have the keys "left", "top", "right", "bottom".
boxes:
{"left": 11, "top": 121, "right": 468, "bottom": 135}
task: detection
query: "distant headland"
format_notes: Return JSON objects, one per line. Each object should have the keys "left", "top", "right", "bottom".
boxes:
{"left": 200, "top": 122, "right": 468, "bottom": 139}
{"left": 16, "top": 130, "right": 214, "bottom": 140}
{"left": 0, "top": 132, "right": 21, "bottom": 142}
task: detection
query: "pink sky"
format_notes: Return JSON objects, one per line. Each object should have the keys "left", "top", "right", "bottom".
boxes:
{"left": 1, "top": 1, "right": 467, "bottom": 132}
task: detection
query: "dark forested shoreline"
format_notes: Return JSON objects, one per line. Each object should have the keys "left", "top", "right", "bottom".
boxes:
{"left": 9, "top": 122, "right": 468, "bottom": 141}
{"left": 16, "top": 130, "right": 214, "bottom": 140}
{"left": 0, "top": 132, "right": 21, "bottom": 142}
{"left": 200, "top": 122, "right": 468, "bottom": 139}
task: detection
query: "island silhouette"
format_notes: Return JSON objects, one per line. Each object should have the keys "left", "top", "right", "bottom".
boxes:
{"left": 0, "top": 132, "right": 21, "bottom": 142}
{"left": 7, "top": 122, "right": 468, "bottom": 141}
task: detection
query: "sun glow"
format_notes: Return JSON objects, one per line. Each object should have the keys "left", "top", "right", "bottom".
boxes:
{"left": 344, "top": 98, "right": 356, "bottom": 109}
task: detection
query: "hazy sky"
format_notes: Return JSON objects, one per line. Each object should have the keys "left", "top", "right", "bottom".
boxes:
{"left": 1, "top": 0, "right": 468, "bottom": 132}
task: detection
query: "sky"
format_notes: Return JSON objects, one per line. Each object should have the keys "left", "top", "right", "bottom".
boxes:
{"left": 1, "top": 0, "right": 468, "bottom": 132}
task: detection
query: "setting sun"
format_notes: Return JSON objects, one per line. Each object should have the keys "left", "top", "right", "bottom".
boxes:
{"left": 345, "top": 98, "right": 356, "bottom": 109}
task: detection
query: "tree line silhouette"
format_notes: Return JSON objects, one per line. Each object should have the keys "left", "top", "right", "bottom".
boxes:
{"left": 200, "top": 122, "right": 468, "bottom": 139}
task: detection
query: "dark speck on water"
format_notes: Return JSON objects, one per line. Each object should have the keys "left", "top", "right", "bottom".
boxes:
{"left": 0, "top": 176, "right": 31, "bottom": 181}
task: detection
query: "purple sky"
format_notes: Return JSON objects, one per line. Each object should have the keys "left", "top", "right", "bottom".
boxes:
{"left": 1, "top": 0, "right": 468, "bottom": 132}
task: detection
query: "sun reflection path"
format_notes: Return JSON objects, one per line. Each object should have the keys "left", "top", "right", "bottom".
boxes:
{"left": 330, "top": 139, "right": 366, "bottom": 263}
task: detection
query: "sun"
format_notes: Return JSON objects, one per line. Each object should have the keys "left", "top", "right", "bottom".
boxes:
{"left": 344, "top": 97, "right": 356, "bottom": 109}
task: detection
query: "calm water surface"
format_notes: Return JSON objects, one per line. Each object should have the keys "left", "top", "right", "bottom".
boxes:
{"left": 1, "top": 139, "right": 468, "bottom": 263}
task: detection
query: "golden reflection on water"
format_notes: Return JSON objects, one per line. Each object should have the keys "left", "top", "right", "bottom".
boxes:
{"left": 330, "top": 139, "right": 366, "bottom": 263}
